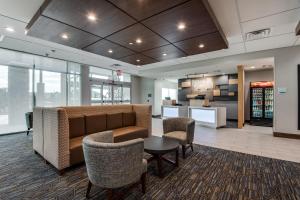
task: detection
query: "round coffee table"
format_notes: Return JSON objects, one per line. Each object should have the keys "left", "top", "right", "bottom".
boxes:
{"left": 144, "top": 136, "right": 180, "bottom": 178}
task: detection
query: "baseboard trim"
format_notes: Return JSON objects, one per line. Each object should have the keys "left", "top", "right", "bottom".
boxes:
{"left": 273, "top": 132, "right": 300, "bottom": 139}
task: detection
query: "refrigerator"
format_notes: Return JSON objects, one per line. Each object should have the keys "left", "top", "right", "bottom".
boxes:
{"left": 250, "top": 81, "right": 274, "bottom": 127}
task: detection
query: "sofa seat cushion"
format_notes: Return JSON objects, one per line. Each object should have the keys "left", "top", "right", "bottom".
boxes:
{"left": 69, "top": 136, "right": 84, "bottom": 165}
{"left": 113, "top": 126, "right": 148, "bottom": 143}
{"left": 163, "top": 131, "right": 187, "bottom": 145}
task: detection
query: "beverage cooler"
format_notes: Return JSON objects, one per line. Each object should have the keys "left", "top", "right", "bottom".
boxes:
{"left": 250, "top": 81, "right": 274, "bottom": 127}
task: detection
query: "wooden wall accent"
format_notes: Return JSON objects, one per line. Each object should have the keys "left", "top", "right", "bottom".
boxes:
{"left": 25, "top": 0, "right": 228, "bottom": 65}
{"left": 237, "top": 65, "right": 245, "bottom": 129}
{"left": 274, "top": 132, "right": 300, "bottom": 139}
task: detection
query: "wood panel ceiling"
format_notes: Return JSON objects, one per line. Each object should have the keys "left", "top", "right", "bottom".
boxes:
{"left": 26, "top": 0, "right": 228, "bottom": 66}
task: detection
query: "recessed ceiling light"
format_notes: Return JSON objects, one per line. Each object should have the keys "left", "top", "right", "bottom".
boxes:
{"left": 199, "top": 44, "right": 205, "bottom": 48}
{"left": 136, "top": 59, "right": 140, "bottom": 62}
{"left": 108, "top": 49, "right": 113, "bottom": 53}
{"left": 87, "top": 13, "right": 97, "bottom": 21}
{"left": 137, "top": 65, "right": 141, "bottom": 68}
{"left": 61, "top": 33, "right": 69, "bottom": 39}
{"left": 250, "top": 66, "right": 256, "bottom": 69}
{"left": 24, "top": 29, "right": 28, "bottom": 35}
{"left": 129, "top": 42, "right": 134, "bottom": 45}
{"left": 5, "top": 27, "right": 14, "bottom": 32}
{"left": 136, "top": 38, "right": 142, "bottom": 44}
{"left": 162, "top": 53, "right": 167, "bottom": 56}
{"left": 177, "top": 23, "right": 186, "bottom": 30}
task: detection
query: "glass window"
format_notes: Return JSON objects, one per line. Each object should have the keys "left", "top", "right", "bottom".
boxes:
{"left": 0, "top": 65, "right": 33, "bottom": 134}
{"left": 89, "top": 67, "right": 112, "bottom": 80}
{"left": 35, "top": 70, "right": 67, "bottom": 107}
{"left": 67, "top": 62, "right": 81, "bottom": 105}
{"left": 113, "top": 71, "right": 131, "bottom": 82}
{"left": 162, "top": 88, "right": 177, "bottom": 100}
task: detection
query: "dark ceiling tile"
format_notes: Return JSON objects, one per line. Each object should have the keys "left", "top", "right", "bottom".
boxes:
{"left": 120, "top": 54, "right": 157, "bottom": 65}
{"left": 107, "top": 23, "right": 169, "bottom": 52}
{"left": 142, "top": 45, "right": 186, "bottom": 61}
{"left": 142, "top": 0, "right": 218, "bottom": 43}
{"left": 84, "top": 40, "right": 135, "bottom": 59}
{"left": 42, "top": 0, "right": 136, "bottom": 37}
{"left": 27, "top": 16, "right": 101, "bottom": 49}
{"left": 173, "top": 32, "right": 228, "bottom": 55}
{"left": 108, "top": 0, "right": 188, "bottom": 20}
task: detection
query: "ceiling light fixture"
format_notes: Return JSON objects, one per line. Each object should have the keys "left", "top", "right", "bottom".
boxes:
{"left": 5, "top": 27, "right": 15, "bottom": 32}
{"left": 136, "top": 59, "right": 140, "bottom": 62}
{"left": 250, "top": 66, "right": 256, "bottom": 69}
{"left": 199, "top": 43, "right": 205, "bottom": 48}
{"left": 129, "top": 42, "right": 133, "bottom": 45}
{"left": 61, "top": 33, "right": 69, "bottom": 39}
{"left": 108, "top": 49, "right": 113, "bottom": 53}
{"left": 162, "top": 53, "right": 167, "bottom": 56}
{"left": 137, "top": 65, "right": 141, "bottom": 68}
{"left": 24, "top": 29, "right": 28, "bottom": 35}
{"left": 136, "top": 38, "right": 142, "bottom": 44}
{"left": 177, "top": 22, "right": 186, "bottom": 30}
{"left": 87, "top": 13, "right": 97, "bottom": 21}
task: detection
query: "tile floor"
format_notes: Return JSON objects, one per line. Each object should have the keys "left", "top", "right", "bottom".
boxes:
{"left": 152, "top": 118, "right": 300, "bottom": 163}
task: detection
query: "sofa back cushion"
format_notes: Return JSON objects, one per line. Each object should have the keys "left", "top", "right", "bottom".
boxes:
{"left": 107, "top": 113, "right": 123, "bottom": 130}
{"left": 68, "top": 115, "right": 85, "bottom": 139}
{"left": 123, "top": 112, "right": 136, "bottom": 127}
{"left": 85, "top": 114, "right": 107, "bottom": 134}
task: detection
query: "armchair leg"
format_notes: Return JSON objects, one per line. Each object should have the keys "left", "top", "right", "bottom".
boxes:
{"left": 141, "top": 172, "right": 147, "bottom": 194}
{"left": 190, "top": 143, "right": 194, "bottom": 152}
{"left": 86, "top": 181, "right": 92, "bottom": 198}
{"left": 26, "top": 128, "right": 30, "bottom": 135}
{"left": 182, "top": 145, "right": 186, "bottom": 159}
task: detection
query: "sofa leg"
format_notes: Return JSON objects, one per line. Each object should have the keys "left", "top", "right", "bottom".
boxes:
{"left": 141, "top": 172, "right": 146, "bottom": 194}
{"left": 107, "top": 189, "right": 113, "bottom": 200}
{"left": 86, "top": 181, "right": 92, "bottom": 198}
{"left": 182, "top": 145, "right": 186, "bottom": 159}
{"left": 58, "top": 169, "right": 65, "bottom": 176}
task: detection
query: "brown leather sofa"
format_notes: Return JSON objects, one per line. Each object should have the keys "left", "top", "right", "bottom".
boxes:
{"left": 33, "top": 104, "right": 152, "bottom": 173}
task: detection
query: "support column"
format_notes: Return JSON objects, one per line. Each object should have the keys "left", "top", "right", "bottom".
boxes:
{"left": 81, "top": 65, "right": 90, "bottom": 105}
{"left": 237, "top": 65, "right": 245, "bottom": 129}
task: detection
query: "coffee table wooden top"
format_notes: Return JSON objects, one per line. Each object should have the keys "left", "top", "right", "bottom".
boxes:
{"left": 144, "top": 136, "right": 179, "bottom": 154}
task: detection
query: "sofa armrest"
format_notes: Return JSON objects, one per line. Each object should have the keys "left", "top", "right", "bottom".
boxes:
{"left": 133, "top": 104, "right": 152, "bottom": 137}
{"left": 33, "top": 107, "right": 44, "bottom": 156}
{"left": 43, "top": 108, "right": 70, "bottom": 170}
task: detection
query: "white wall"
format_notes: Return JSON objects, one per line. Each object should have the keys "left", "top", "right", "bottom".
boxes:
{"left": 131, "top": 76, "right": 155, "bottom": 114}
{"left": 154, "top": 79, "right": 178, "bottom": 115}
{"left": 273, "top": 46, "right": 300, "bottom": 135}
{"left": 244, "top": 69, "right": 274, "bottom": 120}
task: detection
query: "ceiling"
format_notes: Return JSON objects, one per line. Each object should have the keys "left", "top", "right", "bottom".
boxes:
{"left": 0, "top": 0, "right": 299, "bottom": 76}
{"left": 26, "top": 0, "right": 228, "bottom": 66}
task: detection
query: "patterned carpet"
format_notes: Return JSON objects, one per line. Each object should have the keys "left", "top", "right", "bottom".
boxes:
{"left": 1, "top": 133, "right": 300, "bottom": 200}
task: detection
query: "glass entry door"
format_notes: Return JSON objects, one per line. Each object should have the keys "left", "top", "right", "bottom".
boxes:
{"left": 90, "top": 82, "right": 130, "bottom": 105}
{"left": 113, "top": 85, "right": 122, "bottom": 104}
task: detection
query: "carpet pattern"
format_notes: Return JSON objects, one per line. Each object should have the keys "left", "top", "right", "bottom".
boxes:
{"left": 1, "top": 133, "right": 300, "bottom": 200}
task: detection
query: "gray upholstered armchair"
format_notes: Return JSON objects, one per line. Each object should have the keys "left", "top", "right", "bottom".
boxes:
{"left": 163, "top": 117, "right": 195, "bottom": 158}
{"left": 82, "top": 131, "right": 147, "bottom": 199}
